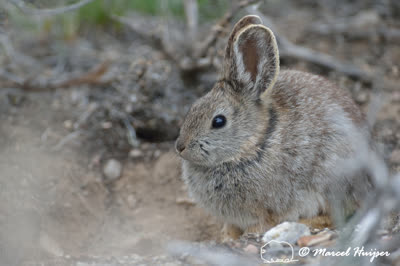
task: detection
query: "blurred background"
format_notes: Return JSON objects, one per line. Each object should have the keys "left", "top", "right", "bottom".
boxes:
{"left": 0, "top": 0, "right": 399, "bottom": 265}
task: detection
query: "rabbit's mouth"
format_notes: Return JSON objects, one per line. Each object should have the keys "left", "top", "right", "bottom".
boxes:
{"left": 176, "top": 145, "right": 208, "bottom": 164}
{"left": 177, "top": 149, "right": 203, "bottom": 164}
{"left": 179, "top": 146, "right": 238, "bottom": 168}
{"left": 175, "top": 140, "right": 220, "bottom": 166}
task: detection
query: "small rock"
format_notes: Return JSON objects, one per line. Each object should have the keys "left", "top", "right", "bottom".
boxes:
{"left": 154, "top": 149, "right": 161, "bottom": 158}
{"left": 311, "top": 228, "right": 321, "bottom": 234}
{"left": 391, "top": 174, "right": 400, "bottom": 203}
{"left": 392, "top": 66, "right": 399, "bottom": 77}
{"left": 40, "top": 233, "right": 64, "bottom": 256}
{"left": 351, "top": 10, "right": 380, "bottom": 29}
{"left": 390, "top": 150, "right": 400, "bottom": 164}
{"left": 297, "top": 231, "right": 335, "bottom": 247}
{"left": 125, "top": 103, "right": 133, "bottom": 113}
{"left": 355, "top": 92, "right": 369, "bottom": 104}
{"left": 141, "top": 143, "right": 151, "bottom": 150}
{"left": 101, "top": 121, "right": 112, "bottom": 129}
{"left": 70, "top": 90, "right": 84, "bottom": 105}
{"left": 243, "top": 244, "right": 258, "bottom": 254}
{"left": 89, "top": 153, "right": 103, "bottom": 169}
{"left": 381, "top": 235, "right": 393, "bottom": 241}
{"left": 262, "top": 222, "right": 310, "bottom": 245}
{"left": 127, "top": 194, "right": 137, "bottom": 209}
{"left": 63, "top": 120, "right": 73, "bottom": 129}
{"left": 176, "top": 196, "right": 195, "bottom": 206}
{"left": 7, "top": 93, "right": 25, "bottom": 106}
{"left": 392, "top": 91, "right": 400, "bottom": 102}
{"left": 103, "top": 159, "right": 122, "bottom": 181}
{"left": 76, "top": 263, "right": 90, "bottom": 266}
{"left": 129, "top": 149, "right": 143, "bottom": 158}
{"left": 52, "top": 99, "right": 61, "bottom": 109}
{"left": 376, "top": 229, "right": 389, "bottom": 236}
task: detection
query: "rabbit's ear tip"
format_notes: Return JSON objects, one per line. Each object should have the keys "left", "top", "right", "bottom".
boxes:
{"left": 240, "top": 15, "right": 262, "bottom": 24}
{"left": 234, "top": 15, "right": 263, "bottom": 30}
{"left": 229, "top": 15, "right": 263, "bottom": 41}
{"left": 236, "top": 24, "right": 277, "bottom": 46}
{"left": 224, "top": 15, "right": 264, "bottom": 72}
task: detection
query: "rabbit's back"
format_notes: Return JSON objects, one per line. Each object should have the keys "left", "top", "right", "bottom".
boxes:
{"left": 272, "top": 70, "right": 366, "bottom": 128}
{"left": 266, "top": 69, "right": 373, "bottom": 215}
{"left": 270, "top": 70, "right": 369, "bottom": 166}
{"left": 270, "top": 70, "right": 371, "bottom": 180}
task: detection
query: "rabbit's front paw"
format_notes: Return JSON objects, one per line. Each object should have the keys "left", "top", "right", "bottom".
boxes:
{"left": 298, "top": 215, "right": 333, "bottom": 230}
{"left": 243, "top": 223, "right": 272, "bottom": 236}
{"left": 221, "top": 223, "right": 243, "bottom": 243}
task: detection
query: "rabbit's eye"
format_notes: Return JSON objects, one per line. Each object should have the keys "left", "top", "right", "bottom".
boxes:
{"left": 212, "top": 115, "right": 226, "bottom": 129}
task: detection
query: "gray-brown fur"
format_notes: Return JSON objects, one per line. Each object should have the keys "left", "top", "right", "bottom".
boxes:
{"left": 175, "top": 16, "right": 374, "bottom": 232}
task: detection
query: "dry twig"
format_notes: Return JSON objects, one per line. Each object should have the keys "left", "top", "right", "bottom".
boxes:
{"left": 194, "top": 0, "right": 260, "bottom": 58}
{"left": 57, "top": 60, "right": 111, "bottom": 89}
{"left": 310, "top": 23, "right": 400, "bottom": 44}
{"left": 52, "top": 130, "right": 82, "bottom": 151}
{"left": 278, "top": 39, "right": 372, "bottom": 81}
{"left": 0, "top": 60, "right": 112, "bottom": 91}
{"left": 247, "top": 4, "right": 373, "bottom": 82}
{"left": 183, "top": 0, "right": 199, "bottom": 43}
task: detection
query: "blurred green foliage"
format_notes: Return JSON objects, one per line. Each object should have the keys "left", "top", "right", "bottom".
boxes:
{"left": 76, "top": 0, "right": 228, "bottom": 25}
{"left": 8, "top": 0, "right": 229, "bottom": 39}
{"left": 77, "top": 0, "right": 167, "bottom": 25}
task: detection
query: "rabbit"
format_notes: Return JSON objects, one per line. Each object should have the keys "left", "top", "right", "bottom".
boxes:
{"left": 175, "top": 15, "right": 375, "bottom": 240}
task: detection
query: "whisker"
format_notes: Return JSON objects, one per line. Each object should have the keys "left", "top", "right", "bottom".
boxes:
{"left": 200, "top": 146, "right": 210, "bottom": 155}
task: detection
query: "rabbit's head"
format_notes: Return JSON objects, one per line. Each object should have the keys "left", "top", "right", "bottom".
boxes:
{"left": 176, "top": 15, "right": 280, "bottom": 166}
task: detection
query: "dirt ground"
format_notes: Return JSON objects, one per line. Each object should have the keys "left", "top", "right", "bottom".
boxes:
{"left": 0, "top": 95, "right": 223, "bottom": 265}
{"left": 1, "top": 1, "right": 400, "bottom": 265}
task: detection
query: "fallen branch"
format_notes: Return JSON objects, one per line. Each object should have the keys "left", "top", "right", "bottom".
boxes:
{"left": 0, "top": 60, "right": 112, "bottom": 91}
{"left": 278, "top": 38, "right": 372, "bottom": 81}
{"left": 57, "top": 60, "right": 111, "bottom": 88}
{"left": 309, "top": 22, "right": 400, "bottom": 44}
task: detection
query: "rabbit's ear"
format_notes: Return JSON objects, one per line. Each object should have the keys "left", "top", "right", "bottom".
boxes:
{"left": 224, "top": 15, "right": 262, "bottom": 58}
{"left": 223, "top": 24, "right": 280, "bottom": 100}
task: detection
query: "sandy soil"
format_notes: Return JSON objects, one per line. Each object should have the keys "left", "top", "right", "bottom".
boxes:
{"left": 0, "top": 98, "right": 220, "bottom": 265}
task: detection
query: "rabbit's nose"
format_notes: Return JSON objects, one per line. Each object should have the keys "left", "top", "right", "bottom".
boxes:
{"left": 176, "top": 139, "right": 186, "bottom": 153}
